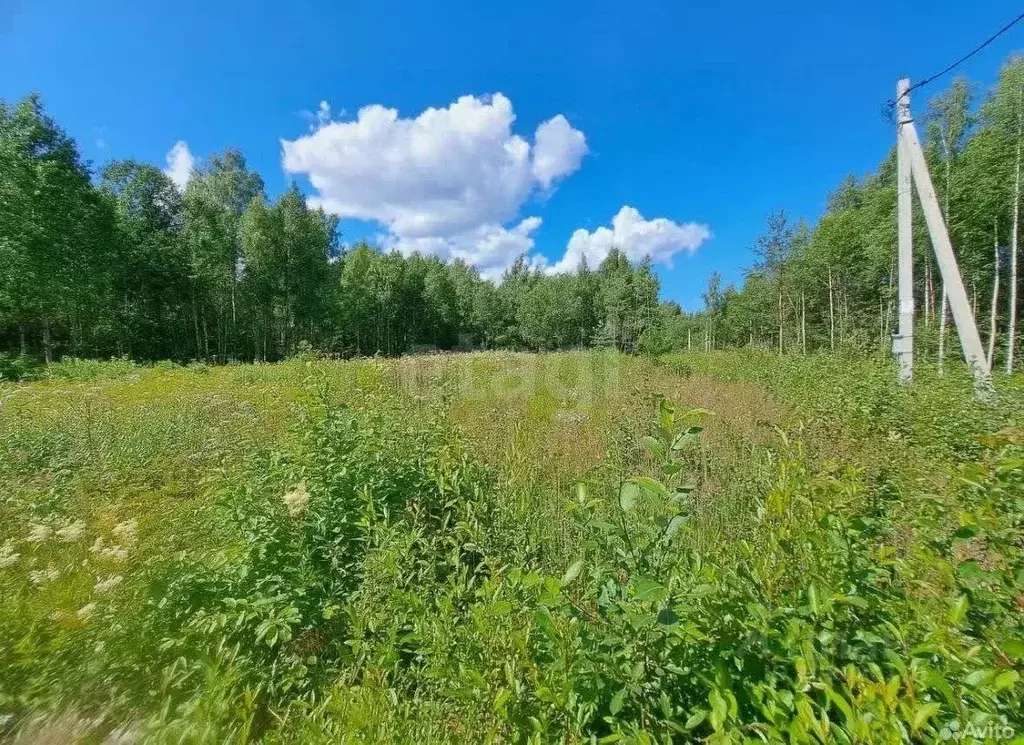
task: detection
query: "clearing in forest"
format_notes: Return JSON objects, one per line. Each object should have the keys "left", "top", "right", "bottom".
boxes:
{"left": 0, "top": 351, "right": 1021, "bottom": 743}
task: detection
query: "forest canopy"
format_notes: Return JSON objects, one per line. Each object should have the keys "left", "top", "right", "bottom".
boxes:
{"left": 2, "top": 55, "right": 1024, "bottom": 369}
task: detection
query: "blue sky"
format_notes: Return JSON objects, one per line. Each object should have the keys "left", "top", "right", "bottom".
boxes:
{"left": 1, "top": 0, "right": 1022, "bottom": 309}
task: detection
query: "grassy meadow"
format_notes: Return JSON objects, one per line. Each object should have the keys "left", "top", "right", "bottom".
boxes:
{"left": 0, "top": 351, "right": 1022, "bottom": 743}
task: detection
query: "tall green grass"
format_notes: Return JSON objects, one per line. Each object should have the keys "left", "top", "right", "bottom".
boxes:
{"left": 0, "top": 351, "right": 1020, "bottom": 742}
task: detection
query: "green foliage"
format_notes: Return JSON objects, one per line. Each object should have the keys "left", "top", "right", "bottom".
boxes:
{"left": 669, "top": 56, "right": 1024, "bottom": 370}
{"left": 0, "top": 352, "right": 37, "bottom": 381}
{"left": 44, "top": 356, "right": 138, "bottom": 381}
{"left": 1, "top": 352, "right": 1020, "bottom": 742}
{"left": 0, "top": 95, "right": 660, "bottom": 365}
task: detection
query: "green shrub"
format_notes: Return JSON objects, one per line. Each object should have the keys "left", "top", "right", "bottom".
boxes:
{"left": 0, "top": 353, "right": 39, "bottom": 381}
{"left": 1, "top": 352, "right": 1021, "bottom": 742}
{"left": 45, "top": 356, "right": 138, "bottom": 381}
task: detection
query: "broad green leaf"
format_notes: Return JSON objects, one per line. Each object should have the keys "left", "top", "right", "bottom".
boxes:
{"left": 659, "top": 398, "right": 675, "bottom": 428}
{"left": 561, "top": 559, "right": 583, "bottom": 586}
{"left": 661, "top": 515, "right": 686, "bottom": 542}
{"left": 946, "top": 595, "right": 968, "bottom": 625}
{"left": 633, "top": 576, "right": 668, "bottom": 602}
{"left": 912, "top": 702, "right": 941, "bottom": 732}
{"left": 836, "top": 594, "right": 869, "bottom": 609}
{"left": 709, "top": 688, "right": 727, "bottom": 731}
{"left": 684, "top": 710, "right": 707, "bottom": 730}
{"left": 964, "top": 669, "right": 992, "bottom": 687}
{"left": 489, "top": 600, "right": 513, "bottom": 616}
{"left": 619, "top": 482, "right": 640, "bottom": 511}
{"left": 642, "top": 435, "right": 665, "bottom": 460}
{"left": 631, "top": 476, "right": 668, "bottom": 498}
{"left": 993, "top": 670, "right": 1020, "bottom": 691}
{"left": 610, "top": 686, "right": 627, "bottom": 715}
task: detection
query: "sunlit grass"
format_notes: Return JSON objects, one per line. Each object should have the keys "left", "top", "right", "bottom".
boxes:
{"left": 1, "top": 350, "right": 1020, "bottom": 742}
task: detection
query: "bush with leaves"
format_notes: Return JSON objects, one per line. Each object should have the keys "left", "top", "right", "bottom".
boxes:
{"left": 0, "top": 353, "right": 38, "bottom": 381}
{"left": 2, "top": 354, "right": 1021, "bottom": 743}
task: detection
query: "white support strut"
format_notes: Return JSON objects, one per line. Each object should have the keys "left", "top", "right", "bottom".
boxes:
{"left": 896, "top": 79, "right": 993, "bottom": 393}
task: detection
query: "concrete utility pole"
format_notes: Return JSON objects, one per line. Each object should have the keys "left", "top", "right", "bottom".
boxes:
{"left": 895, "top": 78, "right": 993, "bottom": 394}
{"left": 895, "top": 79, "right": 914, "bottom": 384}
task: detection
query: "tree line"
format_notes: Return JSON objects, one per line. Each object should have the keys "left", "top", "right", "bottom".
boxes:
{"left": 681, "top": 57, "right": 1024, "bottom": 373}
{"left": 5, "top": 55, "right": 1023, "bottom": 370}
{"left": 0, "top": 95, "right": 662, "bottom": 364}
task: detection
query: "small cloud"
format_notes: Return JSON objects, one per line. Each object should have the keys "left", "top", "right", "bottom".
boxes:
{"left": 532, "top": 114, "right": 587, "bottom": 189}
{"left": 299, "top": 100, "right": 345, "bottom": 130}
{"left": 549, "top": 206, "right": 711, "bottom": 274}
{"left": 317, "top": 100, "right": 331, "bottom": 125}
{"left": 93, "top": 125, "right": 108, "bottom": 151}
{"left": 163, "top": 140, "right": 195, "bottom": 191}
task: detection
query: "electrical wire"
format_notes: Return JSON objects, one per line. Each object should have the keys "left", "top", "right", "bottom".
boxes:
{"left": 884, "top": 10, "right": 1024, "bottom": 111}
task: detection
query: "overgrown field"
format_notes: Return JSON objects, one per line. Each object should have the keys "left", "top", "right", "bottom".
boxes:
{"left": 0, "top": 351, "right": 1021, "bottom": 743}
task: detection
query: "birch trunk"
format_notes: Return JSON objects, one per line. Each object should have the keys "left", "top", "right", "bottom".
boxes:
{"left": 777, "top": 290, "right": 783, "bottom": 355}
{"left": 801, "top": 291, "right": 806, "bottom": 355}
{"left": 988, "top": 219, "right": 1000, "bottom": 369}
{"left": 924, "top": 259, "right": 933, "bottom": 328}
{"left": 42, "top": 319, "right": 53, "bottom": 365}
{"left": 938, "top": 287, "right": 948, "bottom": 373}
{"left": 828, "top": 266, "right": 835, "bottom": 351}
{"left": 884, "top": 267, "right": 894, "bottom": 351}
{"left": 842, "top": 287, "right": 849, "bottom": 346}
{"left": 879, "top": 299, "right": 885, "bottom": 353}
{"left": 1008, "top": 86, "right": 1022, "bottom": 374}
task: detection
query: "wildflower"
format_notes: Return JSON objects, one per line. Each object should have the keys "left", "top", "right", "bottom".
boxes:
{"left": 76, "top": 603, "right": 97, "bottom": 621}
{"left": 102, "top": 545, "right": 128, "bottom": 562}
{"left": 282, "top": 482, "right": 310, "bottom": 517}
{"left": 90, "top": 536, "right": 127, "bottom": 562}
{"left": 56, "top": 520, "right": 87, "bottom": 542}
{"left": 0, "top": 542, "right": 19, "bottom": 568}
{"left": 112, "top": 519, "right": 138, "bottom": 547}
{"left": 29, "top": 568, "right": 59, "bottom": 586}
{"left": 26, "top": 523, "right": 52, "bottom": 543}
{"left": 94, "top": 574, "right": 123, "bottom": 594}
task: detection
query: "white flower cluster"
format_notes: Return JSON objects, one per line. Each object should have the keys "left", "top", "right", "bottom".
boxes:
{"left": 0, "top": 541, "right": 18, "bottom": 568}
{"left": 90, "top": 519, "right": 139, "bottom": 563}
{"left": 56, "top": 519, "right": 87, "bottom": 542}
{"left": 112, "top": 519, "right": 138, "bottom": 546}
{"left": 90, "top": 538, "right": 126, "bottom": 562}
{"left": 28, "top": 568, "right": 59, "bottom": 586}
{"left": 94, "top": 574, "right": 123, "bottom": 594}
{"left": 282, "top": 482, "right": 310, "bottom": 517}
{"left": 26, "top": 523, "right": 52, "bottom": 543}
{"left": 19, "top": 516, "right": 88, "bottom": 549}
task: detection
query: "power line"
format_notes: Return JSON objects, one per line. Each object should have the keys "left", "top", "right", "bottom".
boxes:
{"left": 885, "top": 10, "right": 1024, "bottom": 111}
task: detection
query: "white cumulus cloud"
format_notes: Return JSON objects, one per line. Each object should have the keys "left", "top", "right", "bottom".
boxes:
{"left": 549, "top": 206, "right": 711, "bottom": 274}
{"left": 532, "top": 115, "right": 587, "bottom": 189}
{"left": 389, "top": 217, "right": 543, "bottom": 281}
{"left": 163, "top": 141, "right": 195, "bottom": 191}
{"left": 281, "top": 93, "right": 586, "bottom": 274}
